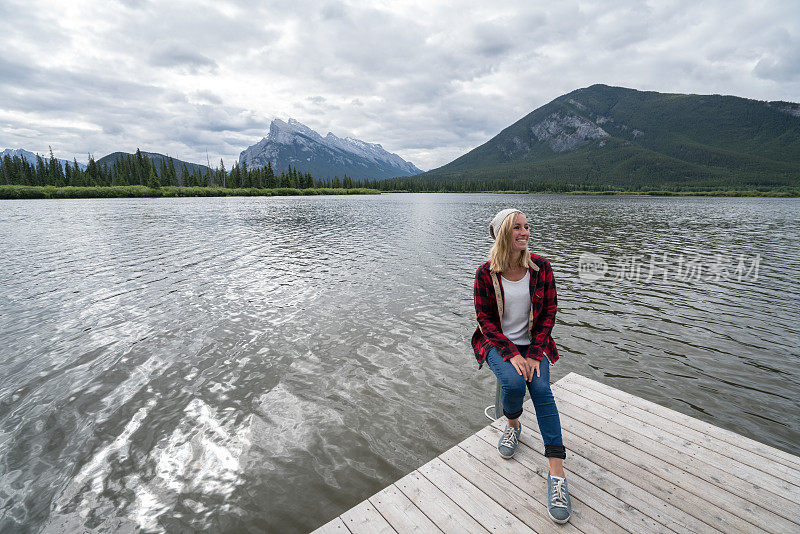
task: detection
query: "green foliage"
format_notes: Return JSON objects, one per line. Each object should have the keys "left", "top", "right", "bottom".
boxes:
{"left": 0, "top": 185, "right": 161, "bottom": 199}
{"left": 147, "top": 167, "right": 160, "bottom": 189}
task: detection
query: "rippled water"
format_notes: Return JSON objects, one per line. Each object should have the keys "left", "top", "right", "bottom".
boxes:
{"left": 1, "top": 193, "right": 798, "bottom": 533}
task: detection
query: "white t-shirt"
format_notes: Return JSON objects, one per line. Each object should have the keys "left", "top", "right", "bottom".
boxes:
{"left": 500, "top": 271, "right": 531, "bottom": 345}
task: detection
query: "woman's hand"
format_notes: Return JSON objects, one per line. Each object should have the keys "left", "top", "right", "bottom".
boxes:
{"left": 530, "top": 358, "right": 540, "bottom": 380}
{"left": 509, "top": 354, "right": 541, "bottom": 382}
{"left": 509, "top": 354, "right": 528, "bottom": 380}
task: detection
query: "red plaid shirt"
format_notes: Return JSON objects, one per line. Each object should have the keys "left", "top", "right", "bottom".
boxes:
{"left": 472, "top": 253, "right": 560, "bottom": 368}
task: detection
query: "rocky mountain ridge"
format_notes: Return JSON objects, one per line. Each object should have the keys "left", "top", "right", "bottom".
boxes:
{"left": 424, "top": 84, "right": 800, "bottom": 189}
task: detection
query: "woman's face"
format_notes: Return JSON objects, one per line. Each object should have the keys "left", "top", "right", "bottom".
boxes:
{"left": 510, "top": 213, "right": 530, "bottom": 252}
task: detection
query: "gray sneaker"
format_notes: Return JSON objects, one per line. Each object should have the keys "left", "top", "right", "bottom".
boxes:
{"left": 498, "top": 424, "right": 522, "bottom": 458}
{"left": 547, "top": 472, "right": 572, "bottom": 524}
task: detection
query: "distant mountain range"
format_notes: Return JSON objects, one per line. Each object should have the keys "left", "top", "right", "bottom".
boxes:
{"left": 4, "top": 122, "right": 421, "bottom": 183}
{"left": 424, "top": 84, "right": 800, "bottom": 189}
{"left": 239, "top": 119, "right": 422, "bottom": 180}
{"left": 6, "top": 85, "right": 799, "bottom": 191}
{"left": 1, "top": 148, "right": 87, "bottom": 171}
{"left": 96, "top": 151, "right": 211, "bottom": 176}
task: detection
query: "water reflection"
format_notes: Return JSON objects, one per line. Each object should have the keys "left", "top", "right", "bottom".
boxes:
{"left": 0, "top": 194, "right": 798, "bottom": 533}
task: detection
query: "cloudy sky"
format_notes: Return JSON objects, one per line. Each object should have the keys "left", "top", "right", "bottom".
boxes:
{"left": 1, "top": 0, "right": 798, "bottom": 171}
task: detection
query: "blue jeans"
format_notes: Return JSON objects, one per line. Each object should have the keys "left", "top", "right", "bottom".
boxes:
{"left": 486, "top": 345, "right": 566, "bottom": 459}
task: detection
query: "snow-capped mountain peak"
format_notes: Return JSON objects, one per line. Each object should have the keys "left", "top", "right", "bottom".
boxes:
{"left": 239, "top": 119, "right": 421, "bottom": 180}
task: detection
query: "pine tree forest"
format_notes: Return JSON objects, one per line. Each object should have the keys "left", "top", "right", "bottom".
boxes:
{"left": 0, "top": 149, "right": 381, "bottom": 192}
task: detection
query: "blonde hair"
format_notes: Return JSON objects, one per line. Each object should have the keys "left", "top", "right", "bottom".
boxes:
{"left": 489, "top": 211, "right": 532, "bottom": 273}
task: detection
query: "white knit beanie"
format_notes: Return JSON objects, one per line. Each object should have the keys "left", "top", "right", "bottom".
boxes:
{"left": 489, "top": 208, "right": 521, "bottom": 239}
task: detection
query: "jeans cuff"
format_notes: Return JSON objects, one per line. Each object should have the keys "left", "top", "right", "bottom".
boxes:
{"left": 545, "top": 444, "right": 566, "bottom": 459}
{"left": 503, "top": 408, "right": 523, "bottom": 420}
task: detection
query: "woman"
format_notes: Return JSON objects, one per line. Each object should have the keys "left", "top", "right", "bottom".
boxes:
{"left": 471, "top": 208, "right": 572, "bottom": 524}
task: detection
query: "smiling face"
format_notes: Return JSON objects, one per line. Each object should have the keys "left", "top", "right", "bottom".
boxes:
{"left": 509, "top": 213, "right": 530, "bottom": 252}
{"left": 489, "top": 210, "right": 532, "bottom": 272}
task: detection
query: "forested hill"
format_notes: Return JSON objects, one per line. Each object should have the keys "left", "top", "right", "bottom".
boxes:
{"left": 416, "top": 84, "right": 800, "bottom": 191}
{"left": 97, "top": 151, "right": 211, "bottom": 177}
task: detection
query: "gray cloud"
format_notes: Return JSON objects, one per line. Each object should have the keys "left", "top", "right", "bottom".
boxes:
{"left": 0, "top": 57, "right": 163, "bottom": 121}
{"left": 470, "top": 21, "right": 515, "bottom": 57}
{"left": 149, "top": 44, "right": 219, "bottom": 74}
{"left": 188, "top": 106, "right": 266, "bottom": 133}
{"left": 191, "top": 90, "right": 224, "bottom": 106}
{"left": 752, "top": 27, "right": 800, "bottom": 82}
{"left": 116, "top": 0, "right": 149, "bottom": 8}
{"left": 754, "top": 54, "right": 800, "bottom": 82}
{"left": 1, "top": 0, "right": 799, "bottom": 171}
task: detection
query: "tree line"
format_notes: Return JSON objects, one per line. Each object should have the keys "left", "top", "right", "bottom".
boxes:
{"left": 7, "top": 147, "right": 792, "bottom": 195}
{"left": 0, "top": 149, "right": 379, "bottom": 190}
{"left": 376, "top": 174, "right": 799, "bottom": 193}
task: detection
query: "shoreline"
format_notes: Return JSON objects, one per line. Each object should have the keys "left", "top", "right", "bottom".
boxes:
{"left": 385, "top": 189, "right": 800, "bottom": 197}
{"left": 563, "top": 189, "right": 800, "bottom": 197}
{"left": 2, "top": 185, "right": 798, "bottom": 199}
{"left": 0, "top": 185, "right": 381, "bottom": 200}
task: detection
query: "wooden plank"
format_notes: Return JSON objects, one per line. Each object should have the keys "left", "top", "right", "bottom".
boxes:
{"left": 523, "top": 400, "right": 798, "bottom": 534}
{"left": 557, "top": 374, "right": 800, "bottom": 489}
{"left": 339, "top": 499, "right": 395, "bottom": 534}
{"left": 562, "top": 373, "right": 800, "bottom": 471}
{"left": 320, "top": 374, "right": 800, "bottom": 534}
{"left": 491, "top": 417, "right": 725, "bottom": 533}
{"left": 368, "top": 484, "right": 443, "bottom": 533}
{"left": 395, "top": 469, "right": 489, "bottom": 534}
{"left": 418, "top": 457, "right": 536, "bottom": 533}
{"left": 518, "top": 410, "right": 759, "bottom": 533}
{"left": 484, "top": 421, "right": 678, "bottom": 534}
{"left": 552, "top": 382, "right": 800, "bottom": 502}
{"left": 439, "top": 444, "right": 582, "bottom": 534}
{"left": 311, "top": 516, "right": 349, "bottom": 534}
{"left": 551, "top": 392, "right": 800, "bottom": 525}
{"left": 462, "top": 430, "right": 628, "bottom": 534}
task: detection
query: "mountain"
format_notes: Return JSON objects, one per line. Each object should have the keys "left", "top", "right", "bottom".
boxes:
{"left": 1, "top": 148, "right": 87, "bottom": 171}
{"left": 424, "top": 84, "right": 800, "bottom": 190}
{"left": 239, "top": 119, "right": 422, "bottom": 180}
{"left": 96, "top": 151, "right": 211, "bottom": 177}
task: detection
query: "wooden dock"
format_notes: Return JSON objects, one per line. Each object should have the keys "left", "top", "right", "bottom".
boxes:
{"left": 312, "top": 372, "right": 800, "bottom": 533}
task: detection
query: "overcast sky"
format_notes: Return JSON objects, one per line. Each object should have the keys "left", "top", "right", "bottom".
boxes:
{"left": 1, "top": 0, "right": 798, "bottom": 171}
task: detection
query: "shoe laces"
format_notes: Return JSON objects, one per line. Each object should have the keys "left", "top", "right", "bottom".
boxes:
{"left": 550, "top": 478, "right": 569, "bottom": 509}
{"left": 500, "top": 426, "right": 518, "bottom": 448}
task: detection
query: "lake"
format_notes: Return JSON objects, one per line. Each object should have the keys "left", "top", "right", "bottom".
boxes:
{"left": 1, "top": 193, "right": 798, "bottom": 533}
